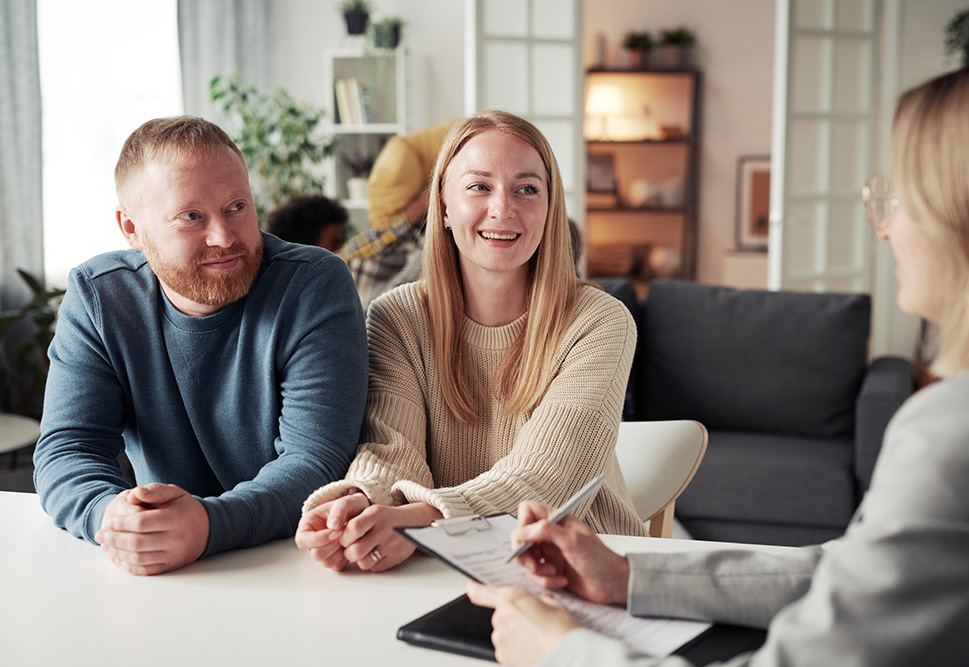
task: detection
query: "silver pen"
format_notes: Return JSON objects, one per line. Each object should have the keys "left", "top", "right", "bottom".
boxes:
{"left": 505, "top": 473, "right": 606, "bottom": 563}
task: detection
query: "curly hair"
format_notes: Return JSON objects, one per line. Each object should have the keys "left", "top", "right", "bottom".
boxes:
{"left": 266, "top": 195, "right": 349, "bottom": 248}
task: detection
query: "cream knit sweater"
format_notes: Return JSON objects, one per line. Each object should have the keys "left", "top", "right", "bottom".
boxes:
{"left": 303, "top": 281, "right": 647, "bottom": 537}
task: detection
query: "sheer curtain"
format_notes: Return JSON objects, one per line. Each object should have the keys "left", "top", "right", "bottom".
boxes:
{"left": 0, "top": 0, "right": 44, "bottom": 310}
{"left": 177, "top": 0, "right": 273, "bottom": 126}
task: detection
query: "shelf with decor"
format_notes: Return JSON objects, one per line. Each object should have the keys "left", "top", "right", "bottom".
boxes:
{"left": 323, "top": 47, "right": 425, "bottom": 231}
{"left": 584, "top": 68, "right": 701, "bottom": 297}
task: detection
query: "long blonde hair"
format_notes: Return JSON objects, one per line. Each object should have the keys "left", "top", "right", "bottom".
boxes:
{"left": 890, "top": 67, "right": 969, "bottom": 377}
{"left": 421, "top": 110, "right": 579, "bottom": 423}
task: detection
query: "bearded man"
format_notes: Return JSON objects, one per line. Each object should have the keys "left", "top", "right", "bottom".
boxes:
{"left": 33, "top": 116, "right": 368, "bottom": 575}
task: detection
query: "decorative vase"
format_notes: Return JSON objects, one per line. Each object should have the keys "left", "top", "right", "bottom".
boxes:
{"left": 625, "top": 48, "right": 649, "bottom": 70}
{"left": 373, "top": 25, "right": 400, "bottom": 49}
{"left": 653, "top": 45, "right": 694, "bottom": 69}
{"left": 344, "top": 10, "right": 369, "bottom": 35}
{"left": 346, "top": 176, "right": 368, "bottom": 201}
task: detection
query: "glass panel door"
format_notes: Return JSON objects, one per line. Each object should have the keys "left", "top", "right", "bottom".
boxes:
{"left": 769, "top": 0, "right": 877, "bottom": 294}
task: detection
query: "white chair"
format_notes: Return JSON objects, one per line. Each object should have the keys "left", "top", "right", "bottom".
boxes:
{"left": 614, "top": 420, "right": 708, "bottom": 538}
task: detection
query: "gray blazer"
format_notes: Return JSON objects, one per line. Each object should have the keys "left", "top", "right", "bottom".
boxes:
{"left": 542, "top": 371, "right": 969, "bottom": 666}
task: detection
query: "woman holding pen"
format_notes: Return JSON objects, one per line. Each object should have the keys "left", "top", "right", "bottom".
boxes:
{"left": 295, "top": 110, "right": 647, "bottom": 572}
{"left": 468, "top": 67, "right": 969, "bottom": 666}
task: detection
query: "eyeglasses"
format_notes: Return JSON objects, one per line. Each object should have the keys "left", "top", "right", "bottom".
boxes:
{"left": 861, "top": 173, "right": 898, "bottom": 233}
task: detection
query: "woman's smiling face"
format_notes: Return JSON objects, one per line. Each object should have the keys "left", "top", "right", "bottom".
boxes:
{"left": 441, "top": 129, "right": 548, "bottom": 286}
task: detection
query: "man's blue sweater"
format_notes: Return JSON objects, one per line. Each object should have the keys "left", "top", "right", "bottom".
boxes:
{"left": 34, "top": 233, "right": 368, "bottom": 556}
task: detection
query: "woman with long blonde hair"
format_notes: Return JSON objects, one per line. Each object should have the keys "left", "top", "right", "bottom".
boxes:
{"left": 296, "top": 110, "right": 646, "bottom": 572}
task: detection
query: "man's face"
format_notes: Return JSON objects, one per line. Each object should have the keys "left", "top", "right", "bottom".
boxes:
{"left": 117, "top": 146, "right": 263, "bottom": 317}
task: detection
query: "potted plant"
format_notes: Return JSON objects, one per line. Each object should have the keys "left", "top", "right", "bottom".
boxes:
{"left": 341, "top": 0, "right": 372, "bottom": 36}
{"left": 0, "top": 269, "right": 65, "bottom": 419}
{"left": 655, "top": 26, "right": 697, "bottom": 69}
{"left": 210, "top": 71, "right": 336, "bottom": 224}
{"left": 622, "top": 31, "right": 654, "bottom": 69}
{"left": 371, "top": 16, "right": 404, "bottom": 49}
{"left": 341, "top": 152, "right": 375, "bottom": 201}
{"left": 945, "top": 8, "right": 969, "bottom": 66}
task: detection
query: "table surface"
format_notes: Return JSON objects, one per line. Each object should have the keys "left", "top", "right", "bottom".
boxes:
{"left": 0, "top": 491, "right": 785, "bottom": 667}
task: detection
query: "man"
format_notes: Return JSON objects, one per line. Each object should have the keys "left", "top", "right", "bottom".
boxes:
{"left": 33, "top": 116, "right": 368, "bottom": 575}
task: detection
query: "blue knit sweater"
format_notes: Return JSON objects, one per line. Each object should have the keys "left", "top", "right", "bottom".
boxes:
{"left": 34, "top": 233, "right": 368, "bottom": 556}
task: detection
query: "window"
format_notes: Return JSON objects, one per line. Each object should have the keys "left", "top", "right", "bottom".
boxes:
{"left": 38, "top": 0, "right": 182, "bottom": 286}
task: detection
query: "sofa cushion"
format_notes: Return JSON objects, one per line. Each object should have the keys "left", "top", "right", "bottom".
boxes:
{"left": 641, "top": 279, "right": 870, "bottom": 438}
{"left": 675, "top": 430, "right": 857, "bottom": 528}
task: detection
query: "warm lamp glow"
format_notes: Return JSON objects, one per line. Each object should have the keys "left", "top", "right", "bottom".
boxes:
{"left": 585, "top": 83, "right": 625, "bottom": 141}
{"left": 586, "top": 83, "right": 623, "bottom": 115}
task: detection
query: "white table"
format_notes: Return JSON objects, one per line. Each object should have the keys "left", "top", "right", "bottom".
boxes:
{"left": 0, "top": 491, "right": 788, "bottom": 667}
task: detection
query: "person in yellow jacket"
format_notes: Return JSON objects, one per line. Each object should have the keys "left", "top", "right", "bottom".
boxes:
{"left": 339, "top": 120, "right": 457, "bottom": 310}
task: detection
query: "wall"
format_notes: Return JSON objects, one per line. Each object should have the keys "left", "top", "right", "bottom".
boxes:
{"left": 582, "top": 0, "right": 776, "bottom": 287}
{"left": 272, "top": 0, "right": 466, "bottom": 127}
{"left": 271, "top": 0, "right": 776, "bottom": 286}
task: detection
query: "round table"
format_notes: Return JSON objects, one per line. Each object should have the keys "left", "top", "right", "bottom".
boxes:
{"left": 0, "top": 413, "right": 41, "bottom": 468}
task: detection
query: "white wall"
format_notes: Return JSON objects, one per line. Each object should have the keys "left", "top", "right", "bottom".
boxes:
{"left": 271, "top": 0, "right": 466, "bottom": 127}
{"left": 271, "top": 0, "right": 776, "bottom": 286}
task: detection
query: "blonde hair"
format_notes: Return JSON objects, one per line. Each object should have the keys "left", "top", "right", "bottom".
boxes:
{"left": 115, "top": 116, "right": 246, "bottom": 206}
{"left": 890, "top": 67, "right": 969, "bottom": 377}
{"left": 421, "top": 110, "right": 579, "bottom": 423}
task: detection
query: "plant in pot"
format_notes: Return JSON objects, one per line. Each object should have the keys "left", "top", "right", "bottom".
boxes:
{"left": 945, "top": 8, "right": 969, "bottom": 66}
{"left": 341, "top": 152, "right": 375, "bottom": 201}
{"left": 210, "top": 71, "right": 336, "bottom": 224}
{"left": 341, "top": 0, "right": 372, "bottom": 36}
{"left": 656, "top": 26, "right": 697, "bottom": 69}
{"left": 0, "top": 269, "right": 65, "bottom": 419}
{"left": 622, "top": 31, "right": 653, "bottom": 69}
{"left": 371, "top": 16, "right": 404, "bottom": 49}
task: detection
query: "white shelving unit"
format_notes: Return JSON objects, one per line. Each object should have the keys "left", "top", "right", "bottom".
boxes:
{"left": 323, "top": 47, "right": 425, "bottom": 231}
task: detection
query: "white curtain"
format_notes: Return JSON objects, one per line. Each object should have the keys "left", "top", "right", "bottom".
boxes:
{"left": 0, "top": 0, "right": 44, "bottom": 310}
{"left": 177, "top": 0, "right": 273, "bottom": 127}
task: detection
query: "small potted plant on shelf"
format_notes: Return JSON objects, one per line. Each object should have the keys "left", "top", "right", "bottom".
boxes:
{"left": 340, "top": 0, "right": 372, "bottom": 36}
{"left": 655, "top": 26, "right": 697, "bottom": 69}
{"left": 622, "top": 31, "right": 653, "bottom": 69}
{"left": 371, "top": 16, "right": 403, "bottom": 49}
{"left": 945, "top": 8, "right": 969, "bottom": 66}
{"left": 341, "top": 152, "right": 375, "bottom": 201}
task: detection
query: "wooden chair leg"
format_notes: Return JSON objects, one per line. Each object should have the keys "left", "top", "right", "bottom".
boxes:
{"left": 647, "top": 502, "right": 675, "bottom": 538}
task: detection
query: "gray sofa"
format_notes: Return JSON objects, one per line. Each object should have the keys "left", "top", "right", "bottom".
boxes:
{"left": 598, "top": 278, "right": 913, "bottom": 546}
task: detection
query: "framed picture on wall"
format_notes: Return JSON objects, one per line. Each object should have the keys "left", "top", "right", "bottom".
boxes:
{"left": 587, "top": 153, "right": 617, "bottom": 193}
{"left": 735, "top": 155, "right": 771, "bottom": 251}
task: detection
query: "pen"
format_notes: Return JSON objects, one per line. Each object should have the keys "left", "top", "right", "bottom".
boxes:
{"left": 505, "top": 473, "right": 606, "bottom": 563}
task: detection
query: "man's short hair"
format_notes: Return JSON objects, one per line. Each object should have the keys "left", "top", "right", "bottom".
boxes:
{"left": 114, "top": 116, "right": 245, "bottom": 206}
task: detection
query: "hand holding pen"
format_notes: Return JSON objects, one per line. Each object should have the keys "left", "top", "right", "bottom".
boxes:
{"left": 505, "top": 473, "right": 606, "bottom": 563}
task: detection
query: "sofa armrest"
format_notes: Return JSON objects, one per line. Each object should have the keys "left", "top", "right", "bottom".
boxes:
{"left": 854, "top": 356, "right": 913, "bottom": 498}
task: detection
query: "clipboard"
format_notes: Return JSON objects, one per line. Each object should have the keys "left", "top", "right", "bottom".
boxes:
{"left": 396, "top": 513, "right": 527, "bottom": 586}
{"left": 395, "top": 513, "right": 714, "bottom": 661}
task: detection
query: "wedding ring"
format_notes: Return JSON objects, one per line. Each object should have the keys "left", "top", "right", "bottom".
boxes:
{"left": 370, "top": 548, "right": 383, "bottom": 563}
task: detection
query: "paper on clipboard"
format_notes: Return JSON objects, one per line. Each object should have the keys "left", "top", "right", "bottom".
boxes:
{"left": 399, "top": 514, "right": 711, "bottom": 658}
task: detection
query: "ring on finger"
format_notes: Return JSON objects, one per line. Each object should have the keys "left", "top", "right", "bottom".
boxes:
{"left": 370, "top": 547, "right": 383, "bottom": 563}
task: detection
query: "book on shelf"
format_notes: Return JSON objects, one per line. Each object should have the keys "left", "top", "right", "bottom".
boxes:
{"left": 346, "top": 77, "right": 364, "bottom": 125}
{"left": 334, "top": 78, "right": 354, "bottom": 125}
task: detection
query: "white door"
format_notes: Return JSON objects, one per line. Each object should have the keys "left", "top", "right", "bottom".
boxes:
{"left": 768, "top": 0, "right": 879, "bottom": 294}
{"left": 465, "top": 0, "right": 585, "bottom": 225}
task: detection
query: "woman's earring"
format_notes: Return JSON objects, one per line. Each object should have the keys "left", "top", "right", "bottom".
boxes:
{"left": 445, "top": 225, "right": 451, "bottom": 231}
